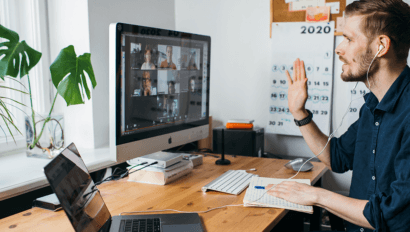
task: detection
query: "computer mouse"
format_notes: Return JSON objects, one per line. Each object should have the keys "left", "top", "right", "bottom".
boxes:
{"left": 284, "top": 158, "right": 314, "bottom": 172}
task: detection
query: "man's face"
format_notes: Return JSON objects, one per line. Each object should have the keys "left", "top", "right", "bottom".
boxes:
{"left": 190, "top": 80, "right": 195, "bottom": 92}
{"left": 335, "top": 15, "right": 380, "bottom": 82}
{"left": 166, "top": 47, "right": 172, "bottom": 61}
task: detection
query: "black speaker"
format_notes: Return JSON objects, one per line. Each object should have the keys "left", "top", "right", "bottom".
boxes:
{"left": 213, "top": 126, "right": 264, "bottom": 157}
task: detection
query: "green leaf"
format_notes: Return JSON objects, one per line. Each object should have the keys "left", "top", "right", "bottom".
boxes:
{"left": 0, "top": 100, "right": 13, "bottom": 123}
{"left": 0, "top": 25, "right": 42, "bottom": 80}
{"left": 0, "top": 114, "right": 21, "bottom": 143}
{"left": 50, "top": 45, "right": 97, "bottom": 106}
{"left": 0, "top": 98, "right": 22, "bottom": 143}
{"left": 0, "top": 85, "right": 29, "bottom": 95}
{"left": 0, "top": 96, "right": 27, "bottom": 106}
{"left": 0, "top": 97, "right": 24, "bottom": 141}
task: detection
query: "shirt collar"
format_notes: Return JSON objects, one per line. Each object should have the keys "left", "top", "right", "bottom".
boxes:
{"left": 364, "top": 66, "right": 410, "bottom": 113}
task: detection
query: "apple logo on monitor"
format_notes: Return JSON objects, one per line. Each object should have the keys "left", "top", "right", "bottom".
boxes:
{"left": 168, "top": 137, "right": 172, "bottom": 144}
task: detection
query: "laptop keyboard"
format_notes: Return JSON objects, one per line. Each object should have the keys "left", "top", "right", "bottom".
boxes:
{"left": 121, "top": 218, "right": 161, "bottom": 232}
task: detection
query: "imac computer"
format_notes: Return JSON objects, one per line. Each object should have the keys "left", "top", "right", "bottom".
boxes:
{"left": 109, "top": 23, "right": 211, "bottom": 163}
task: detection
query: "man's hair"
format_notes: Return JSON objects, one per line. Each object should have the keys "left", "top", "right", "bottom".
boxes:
{"left": 345, "top": 0, "right": 410, "bottom": 61}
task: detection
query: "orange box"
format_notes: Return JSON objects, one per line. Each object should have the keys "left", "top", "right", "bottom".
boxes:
{"left": 226, "top": 123, "right": 253, "bottom": 129}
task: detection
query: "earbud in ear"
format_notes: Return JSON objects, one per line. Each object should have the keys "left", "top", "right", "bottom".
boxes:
{"left": 379, "top": 45, "right": 384, "bottom": 51}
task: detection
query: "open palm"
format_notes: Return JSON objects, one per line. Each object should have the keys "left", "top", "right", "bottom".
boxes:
{"left": 286, "top": 58, "right": 308, "bottom": 119}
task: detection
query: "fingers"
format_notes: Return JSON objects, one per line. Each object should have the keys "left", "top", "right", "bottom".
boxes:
{"left": 267, "top": 190, "right": 283, "bottom": 198}
{"left": 292, "top": 58, "right": 308, "bottom": 82}
{"left": 300, "top": 60, "right": 306, "bottom": 80}
{"left": 294, "top": 59, "right": 299, "bottom": 81}
{"left": 267, "top": 186, "right": 287, "bottom": 198}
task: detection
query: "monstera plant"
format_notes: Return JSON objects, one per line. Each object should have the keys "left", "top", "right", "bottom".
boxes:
{"left": 0, "top": 24, "right": 96, "bottom": 154}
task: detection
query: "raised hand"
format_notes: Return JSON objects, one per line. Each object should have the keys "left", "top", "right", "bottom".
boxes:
{"left": 286, "top": 58, "right": 309, "bottom": 120}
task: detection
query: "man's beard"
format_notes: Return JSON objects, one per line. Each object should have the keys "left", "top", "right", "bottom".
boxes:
{"left": 341, "top": 46, "right": 380, "bottom": 83}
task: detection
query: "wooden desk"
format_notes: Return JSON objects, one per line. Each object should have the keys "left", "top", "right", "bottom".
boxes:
{"left": 0, "top": 156, "right": 327, "bottom": 232}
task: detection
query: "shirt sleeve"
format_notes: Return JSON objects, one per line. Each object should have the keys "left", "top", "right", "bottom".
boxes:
{"left": 363, "top": 121, "right": 410, "bottom": 232}
{"left": 329, "top": 107, "right": 363, "bottom": 173}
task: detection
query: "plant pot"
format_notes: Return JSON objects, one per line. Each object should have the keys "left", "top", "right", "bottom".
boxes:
{"left": 25, "top": 114, "right": 64, "bottom": 159}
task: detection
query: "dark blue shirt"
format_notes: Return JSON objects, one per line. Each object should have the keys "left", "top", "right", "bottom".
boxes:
{"left": 330, "top": 66, "right": 410, "bottom": 232}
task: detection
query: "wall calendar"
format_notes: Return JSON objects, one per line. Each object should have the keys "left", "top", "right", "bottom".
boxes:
{"left": 267, "top": 22, "right": 335, "bottom": 136}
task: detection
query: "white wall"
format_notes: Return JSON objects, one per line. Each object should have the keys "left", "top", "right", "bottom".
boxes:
{"left": 47, "top": 0, "right": 94, "bottom": 148}
{"left": 47, "top": 0, "right": 176, "bottom": 149}
{"left": 87, "top": 0, "right": 176, "bottom": 148}
{"left": 175, "top": 0, "right": 354, "bottom": 192}
{"left": 175, "top": 0, "right": 271, "bottom": 129}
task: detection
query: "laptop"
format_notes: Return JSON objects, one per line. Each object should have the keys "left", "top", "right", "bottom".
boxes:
{"left": 44, "top": 143, "right": 204, "bottom": 232}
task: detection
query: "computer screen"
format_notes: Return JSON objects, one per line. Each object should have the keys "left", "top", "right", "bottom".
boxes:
{"left": 110, "top": 23, "right": 210, "bottom": 162}
{"left": 44, "top": 143, "right": 111, "bottom": 231}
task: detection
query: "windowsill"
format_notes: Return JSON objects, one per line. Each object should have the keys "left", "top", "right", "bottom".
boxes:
{"left": 0, "top": 146, "right": 117, "bottom": 201}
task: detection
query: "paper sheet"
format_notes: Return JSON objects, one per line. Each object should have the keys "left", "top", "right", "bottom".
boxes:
{"left": 243, "top": 176, "right": 313, "bottom": 214}
{"left": 326, "top": 2, "right": 340, "bottom": 14}
{"left": 345, "top": 82, "right": 368, "bottom": 128}
{"left": 289, "top": 0, "right": 326, "bottom": 11}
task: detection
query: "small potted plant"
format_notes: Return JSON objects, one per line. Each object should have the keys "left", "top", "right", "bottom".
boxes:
{"left": 0, "top": 24, "right": 97, "bottom": 158}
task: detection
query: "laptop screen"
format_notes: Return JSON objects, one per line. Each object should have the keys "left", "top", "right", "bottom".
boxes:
{"left": 44, "top": 143, "right": 111, "bottom": 232}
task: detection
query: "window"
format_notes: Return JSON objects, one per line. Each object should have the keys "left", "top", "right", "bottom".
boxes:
{"left": 0, "top": 0, "right": 52, "bottom": 154}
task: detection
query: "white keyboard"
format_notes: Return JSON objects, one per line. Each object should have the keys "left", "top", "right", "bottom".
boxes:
{"left": 202, "top": 170, "right": 258, "bottom": 195}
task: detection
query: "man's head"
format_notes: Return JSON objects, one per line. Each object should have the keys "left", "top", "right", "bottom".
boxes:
{"left": 168, "top": 81, "right": 175, "bottom": 94}
{"left": 144, "top": 47, "right": 152, "bottom": 63}
{"left": 142, "top": 71, "right": 151, "bottom": 90}
{"left": 166, "top": 46, "right": 173, "bottom": 62}
{"left": 335, "top": 0, "right": 410, "bottom": 82}
{"left": 172, "top": 101, "right": 177, "bottom": 111}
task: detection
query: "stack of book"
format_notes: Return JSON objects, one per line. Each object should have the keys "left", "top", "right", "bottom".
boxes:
{"left": 127, "top": 160, "right": 193, "bottom": 185}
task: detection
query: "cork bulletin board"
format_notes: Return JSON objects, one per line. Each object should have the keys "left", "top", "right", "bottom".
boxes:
{"left": 270, "top": 0, "right": 346, "bottom": 37}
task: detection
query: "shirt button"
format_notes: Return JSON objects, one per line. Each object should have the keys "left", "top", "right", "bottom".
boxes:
{"left": 373, "top": 150, "right": 375, "bottom": 154}
{"left": 375, "top": 122, "right": 379, "bottom": 126}
{"left": 360, "top": 228, "right": 364, "bottom": 232}
{"left": 372, "top": 176, "right": 376, "bottom": 180}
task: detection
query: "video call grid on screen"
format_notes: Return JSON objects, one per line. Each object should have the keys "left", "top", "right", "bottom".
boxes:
{"left": 120, "top": 32, "right": 208, "bottom": 136}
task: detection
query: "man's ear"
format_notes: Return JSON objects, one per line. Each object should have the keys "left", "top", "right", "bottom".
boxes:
{"left": 377, "top": 35, "right": 391, "bottom": 57}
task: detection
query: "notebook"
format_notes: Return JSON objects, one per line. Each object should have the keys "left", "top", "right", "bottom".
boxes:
{"left": 243, "top": 176, "right": 313, "bottom": 214}
{"left": 43, "top": 143, "right": 204, "bottom": 232}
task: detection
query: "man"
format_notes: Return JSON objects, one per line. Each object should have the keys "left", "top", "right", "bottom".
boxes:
{"left": 267, "top": 1, "right": 410, "bottom": 231}
{"left": 160, "top": 46, "right": 177, "bottom": 69}
{"left": 171, "top": 100, "right": 178, "bottom": 117}
{"left": 189, "top": 77, "right": 195, "bottom": 93}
